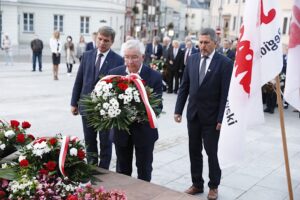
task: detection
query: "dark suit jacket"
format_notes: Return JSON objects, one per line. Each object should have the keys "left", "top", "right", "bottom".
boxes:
{"left": 85, "top": 41, "right": 95, "bottom": 51}
{"left": 167, "top": 47, "right": 184, "bottom": 71}
{"left": 175, "top": 51, "right": 233, "bottom": 125}
{"left": 144, "top": 43, "right": 163, "bottom": 64}
{"left": 108, "top": 65, "right": 163, "bottom": 147}
{"left": 218, "top": 47, "right": 235, "bottom": 61}
{"left": 71, "top": 49, "right": 124, "bottom": 113}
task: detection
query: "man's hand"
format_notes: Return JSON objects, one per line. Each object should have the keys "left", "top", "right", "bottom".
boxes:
{"left": 174, "top": 114, "right": 182, "bottom": 123}
{"left": 71, "top": 106, "right": 79, "bottom": 116}
{"left": 216, "top": 123, "right": 222, "bottom": 131}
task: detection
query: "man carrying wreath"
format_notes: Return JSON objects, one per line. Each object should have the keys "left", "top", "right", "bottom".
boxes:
{"left": 108, "top": 39, "right": 163, "bottom": 182}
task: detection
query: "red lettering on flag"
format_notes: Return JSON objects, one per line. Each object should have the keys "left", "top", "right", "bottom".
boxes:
{"left": 235, "top": 26, "right": 253, "bottom": 94}
{"left": 260, "top": 0, "right": 276, "bottom": 25}
{"left": 289, "top": 5, "right": 300, "bottom": 48}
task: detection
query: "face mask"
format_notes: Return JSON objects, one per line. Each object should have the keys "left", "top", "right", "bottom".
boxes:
{"left": 67, "top": 38, "right": 71, "bottom": 42}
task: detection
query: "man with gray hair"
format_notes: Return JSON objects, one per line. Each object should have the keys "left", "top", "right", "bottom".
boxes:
{"left": 108, "top": 39, "right": 163, "bottom": 182}
{"left": 71, "top": 26, "right": 124, "bottom": 169}
{"left": 174, "top": 28, "right": 233, "bottom": 199}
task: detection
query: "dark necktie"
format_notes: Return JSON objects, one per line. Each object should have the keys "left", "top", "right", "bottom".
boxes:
{"left": 199, "top": 56, "right": 208, "bottom": 86}
{"left": 184, "top": 49, "right": 190, "bottom": 65}
{"left": 95, "top": 53, "right": 103, "bottom": 79}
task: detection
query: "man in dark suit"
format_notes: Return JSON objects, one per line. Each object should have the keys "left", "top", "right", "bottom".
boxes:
{"left": 174, "top": 28, "right": 233, "bottom": 200}
{"left": 85, "top": 32, "right": 98, "bottom": 51}
{"left": 144, "top": 36, "right": 163, "bottom": 65}
{"left": 181, "top": 40, "right": 199, "bottom": 83}
{"left": 217, "top": 39, "right": 235, "bottom": 61}
{"left": 108, "top": 39, "right": 163, "bottom": 182}
{"left": 167, "top": 40, "right": 184, "bottom": 94}
{"left": 71, "top": 26, "right": 124, "bottom": 169}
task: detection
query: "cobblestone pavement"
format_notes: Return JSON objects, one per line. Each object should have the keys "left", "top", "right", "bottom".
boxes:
{"left": 1, "top": 61, "right": 300, "bottom": 200}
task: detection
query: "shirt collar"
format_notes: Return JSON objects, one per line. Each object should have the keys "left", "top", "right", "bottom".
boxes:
{"left": 126, "top": 64, "right": 143, "bottom": 74}
{"left": 97, "top": 49, "right": 110, "bottom": 57}
{"left": 202, "top": 49, "right": 215, "bottom": 59}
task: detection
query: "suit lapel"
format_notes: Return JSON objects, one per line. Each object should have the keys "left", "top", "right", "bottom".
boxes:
{"left": 194, "top": 54, "right": 201, "bottom": 85}
{"left": 201, "top": 52, "right": 219, "bottom": 84}
{"left": 91, "top": 49, "right": 97, "bottom": 82}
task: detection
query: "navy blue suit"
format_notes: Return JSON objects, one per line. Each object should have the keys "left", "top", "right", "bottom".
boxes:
{"left": 144, "top": 43, "right": 163, "bottom": 65}
{"left": 217, "top": 47, "right": 235, "bottom": 61}
{"left": 175, "top": 51, "right": 233, "bottom": 189}
{"left": 85, "top": 41, "right": 95, "bottom": 51}
{"left": 71, "top": 49, "right": 124, "bottom": 169}
{"left": 108, "top": 65, "right": 163, "bottom": 182}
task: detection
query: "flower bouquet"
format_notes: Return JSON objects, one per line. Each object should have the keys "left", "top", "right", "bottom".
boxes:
{"left": 150, "top": 59, "right": 165, "bottom": 73}
{"left": 80, "top": 74, "right": 162, "bottom": 133}
{"left": 0, "top": 120, "right": 35, "bottom": 159}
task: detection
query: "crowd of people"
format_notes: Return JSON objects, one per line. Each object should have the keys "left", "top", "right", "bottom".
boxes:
{"left": 2, "top": 25, "right": 298, "bottom": 200}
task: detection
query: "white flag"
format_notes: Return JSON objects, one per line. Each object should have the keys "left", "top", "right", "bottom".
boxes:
{"left": 284, "top": 0, "right": 300, "bottom": 111}
{"left": 218, "top": 0, "right": 283, "bottom": 167}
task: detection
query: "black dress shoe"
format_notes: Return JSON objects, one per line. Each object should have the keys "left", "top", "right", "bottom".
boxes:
{"left": 174, "top": 91, "right": 177, "bottom": 94}
{"left": 264, "top": 108, "right": 274, "bottom": 114}
{"left": 167, "top": 91, "right": 173, "bottom": 94}
{"left": 39, "top": 69, "right": 42, "bottom": 72}
{"left": 32, "top": 70, "right": 36, "bottom": 72}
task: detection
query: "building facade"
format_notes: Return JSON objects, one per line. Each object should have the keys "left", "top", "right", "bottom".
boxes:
{"left": 0, "top": 0, "right": 125, "bottom": 49}
{"left": 209, "top": 0, "right": 293, "bottom": 46}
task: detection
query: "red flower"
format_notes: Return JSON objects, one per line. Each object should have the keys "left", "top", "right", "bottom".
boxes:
{"left": 39, "top": 168, "right": 49, "bottom": 175}
{"left": 10, "top": 120, "right": 20, "bottom": 128}
{"left": 77, "top": 149, "right": 86, "bottom": 160}
{"left": 0, "top": 190, "right": 6, "bottom": 198}
{"left": 48, "top": 138, "right": 57, "bottom": 146}
{"left": 21, "top": 121, "right": 31, "bottom": 129}
{"left": 16, "top": 133, "right": 25, "bottom": 143}
{"left": 67, "top": 195, "right": 78, "bottom": 200}
{"left": 141, "top": 80, "right": 146, "bottom": 85}
{"left": 20, "top": 159, "right": 29, "bottom": 167}
{"left": 117, "top": 83, "right": 128, "bottom": 91}
{"left": 105, "top": 79, "right": 113, "bottom": 83}
{"left": 28, "top": 134, "right": 35, "bottom": 141}
{"left": 45, "top": 161, "right": 57, "bottom": 171}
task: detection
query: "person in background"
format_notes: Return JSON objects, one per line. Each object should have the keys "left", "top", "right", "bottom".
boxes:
{"left": 49, "top": 30, "right": 62, "bottom": 80}
{"left": 30, "top": 34, "right": 43, "bottom": 72}
{"left": 76, "top": 35, "right": 87, "bottom": 62}
{"left": 71, "top": 26, "right": 124, "bottom": 168}
{"left": 108, "top": 39, "right": 163, "bottom": 182}
{"left": 86, "top": 32, "right": 97, "bottom": 51}
{"left": 166, "top": 40, "right": 184, "bottom": 94}
{"left": 2, "top": 33, "right": 14, "bottom": 66}
{"left": 182, "top": 40, "right": 199, "bottom": 83}
{"left": 174, "top": 28, "right": 233, "bottom": 200}
{"left": 144, "top": 36, "right": 162, "bottom": 65}
{"left": 217, "top": 39, "right": 235, "bottom": 61}
{"left": 64, "top": 35, "right": 76, "bottom": 76}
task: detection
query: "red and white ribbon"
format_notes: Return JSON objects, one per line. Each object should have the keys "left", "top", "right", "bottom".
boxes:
{"left": 58, "top": 136, "right": 70, "bottom": 177}
{"left": 100, "top": 74, "right": 158, "bottom": 129}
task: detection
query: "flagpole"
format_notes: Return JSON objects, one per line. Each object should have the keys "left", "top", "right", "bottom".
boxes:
{"left": 275, "top": 75, "right": 294, "bottom": 200}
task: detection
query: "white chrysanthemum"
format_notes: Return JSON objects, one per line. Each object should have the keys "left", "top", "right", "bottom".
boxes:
{"left": 125, "top": 87, "right": 133, "bottom": 95}
{"left": 103, "top": 102, "right": 110, "bottom": 109}
{"left": 4, "top": 130, "right": 15, "bottom": 138}
{"left": 18, "top": 155, "right": 27, "bottom": 162}
{"left": 1, "top": 163, "right": 8, "bottom": 169}
{"left": 133, "top": 90, "right": 139, "bottom": 96}
{"left": 118, "top": 94, "right": 124, "bottom": 99}
{"left": 70, "top": 148, "right": 78, "bottom": 156}
{"left": 100, "top": 109, "right": 106, "bottom": 115}
{"left": 107, "top": 83, "right": 113, "bottom": 89}
{"left": 0, "top": 143, "right": 6, "bottom": 150}
{"left": 32, "top": 141, "right": 51, "bottom": 157}
{"left": 134, "top": 96, "right": 141, "bottom": 103}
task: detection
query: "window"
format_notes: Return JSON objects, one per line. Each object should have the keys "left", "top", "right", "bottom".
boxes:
{"left": 228, "top": 0, "right": 230, "bottom": 4}
{"left": 235, "top": 0, "right": 238, "bottom": 3}
{"left": 54, "top": 15, "right": 63, "bottom": 32}
{"left": 232, "top": 16, "right": 236, "bottom": 31}
{"left": 282, "top": 17, "right": 288, "bottom": 35}
{"left": 80, "top": 16, "right": 90, "bottom": 34}
{"left": 23, "top": 13, "right": 34, "bottom": 32}
{"left": 0, "top": 13, "right": 2, "bottom": 34}
{"left": 240, "top": 17, "right": 243, "bottom": 26}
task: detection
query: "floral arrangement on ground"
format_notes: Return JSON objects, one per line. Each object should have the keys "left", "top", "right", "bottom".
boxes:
{"left": 0, "top": 120, "right": 127, "bottom": 199}
{"left": 149, "top": 59, "right": 165, "bottom": 73}
{"left": 80, "top": 74, "right": 162, "bottom": 133}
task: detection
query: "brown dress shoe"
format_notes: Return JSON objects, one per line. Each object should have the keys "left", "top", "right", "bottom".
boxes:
{"left": 184, "top": 185, "right": 204, "bottom": 195}
{"left": 207, "top": 188, "right": 218, "bottom": 200}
